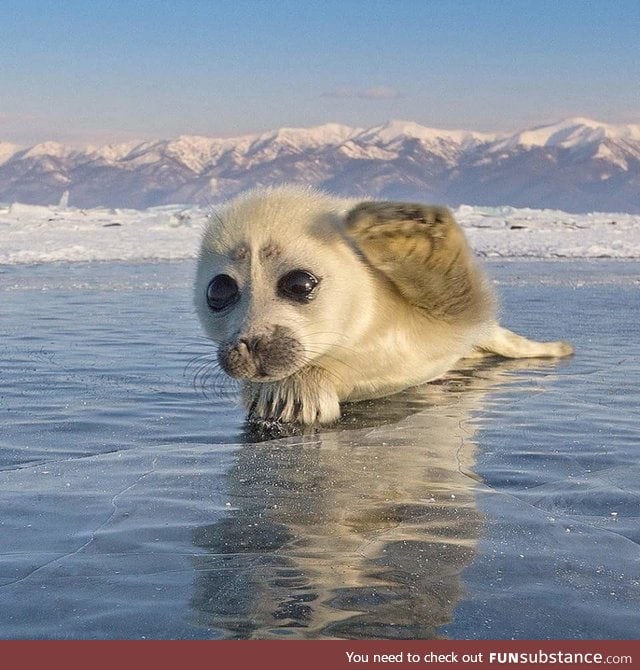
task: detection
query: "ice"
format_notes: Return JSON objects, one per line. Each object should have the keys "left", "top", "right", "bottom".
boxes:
{"left": 0, "top": 260, "right": 638, "bottom": 639}
{"left": 455, "top": 205, "right": 640, "bottom": 258}
{"left": 0, "top": 201, "right": 639, "bottom": 265}
{"left": 0, "top": 203, "right": 209, "bottom": 264}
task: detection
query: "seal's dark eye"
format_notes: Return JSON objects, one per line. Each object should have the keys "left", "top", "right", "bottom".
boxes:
{"left": 277, "top": 270, "right": 319, "bottom": 303}
{"left": 206, "top": 274, "right": 240, "bottom": 311}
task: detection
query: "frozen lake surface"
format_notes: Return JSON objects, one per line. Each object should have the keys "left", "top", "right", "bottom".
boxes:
{"left": 0, "top": 259, "right": 638, "bottom": 639}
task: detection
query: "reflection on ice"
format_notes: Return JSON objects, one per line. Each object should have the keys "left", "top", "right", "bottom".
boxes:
{"left": 188, "top": 360, "right": 550, "bottom": 639}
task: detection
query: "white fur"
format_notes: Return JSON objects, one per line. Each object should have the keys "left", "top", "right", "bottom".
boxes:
{"left": 195, "top": 185, "right": 573, "bottom": 424}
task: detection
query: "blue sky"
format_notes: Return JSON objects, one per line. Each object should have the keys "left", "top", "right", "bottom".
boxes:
{"left": 1, "top": 0, "right": 639, "bottom": 145}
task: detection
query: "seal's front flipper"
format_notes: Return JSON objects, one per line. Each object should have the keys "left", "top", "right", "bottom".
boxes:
{"left": 245, "top": 367, "right": 341, "bottom": 425}
{"left": 344, "top": 201, "right": 495, "bottom": 325}
{"left": 475, "top": 324, "right": 574, "bottom": 359}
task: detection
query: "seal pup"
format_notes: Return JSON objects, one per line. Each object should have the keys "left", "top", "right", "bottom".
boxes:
{"left": 194, "top": 185, "right": 573, "bottom": 425}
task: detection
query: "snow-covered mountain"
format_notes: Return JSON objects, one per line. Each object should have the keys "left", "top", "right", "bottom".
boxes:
{"left": 1, "top": 118, "right": 639, "bottom": 212}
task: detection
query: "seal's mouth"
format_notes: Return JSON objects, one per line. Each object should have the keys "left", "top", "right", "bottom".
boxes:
{"left": 217, "top": 326, "right": 305, "bottom": 382}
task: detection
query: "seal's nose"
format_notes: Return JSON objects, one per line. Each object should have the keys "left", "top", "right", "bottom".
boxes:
{"left": 236, "top": 337, "right": 251, "bottom": 353}
{"left": 218, "top": 337, "right": 258, "bottom": 379}
{"left": 219, "top": 326, "right": 303, "bottom": 380}
{"left": 236, "top": 336, "right": 260, "bottom": 354}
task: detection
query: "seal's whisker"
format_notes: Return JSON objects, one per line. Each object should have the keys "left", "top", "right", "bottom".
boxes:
{"left": 301, "top": 347, "right": 361, "bottom": 377}
{"left": 295, "top": 353, "right": 352, "bottom": 388}
{"left": 187, "top": 353, "right": 240, "bottom": 400}
{"left": 303, "top": 332, "right": 360, "bottom": 354}
{"left": 179, "top": 337, "right": 218, "bottom": 356}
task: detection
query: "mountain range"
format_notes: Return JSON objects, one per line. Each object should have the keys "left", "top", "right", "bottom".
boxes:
{"left": 1, "top": 117, "right": 639, "bottom": 212}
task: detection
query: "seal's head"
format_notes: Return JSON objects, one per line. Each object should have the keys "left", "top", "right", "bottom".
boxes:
{"left": 195, "top": 185, "right": 373, "bottom": 383}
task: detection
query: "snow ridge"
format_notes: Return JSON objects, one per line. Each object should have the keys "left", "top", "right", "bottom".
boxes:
{"left": 1, "top": 200, "right": 638, "bottom": 265}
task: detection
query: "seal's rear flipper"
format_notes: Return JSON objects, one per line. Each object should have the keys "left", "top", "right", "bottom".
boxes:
{"left": 474, "top": 324, "right": 574, "bottom": 359}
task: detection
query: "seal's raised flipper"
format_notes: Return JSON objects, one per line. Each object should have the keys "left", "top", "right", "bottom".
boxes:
{"left": 474, "top": 324, "right": 574, "bottom": 359}
{"left": 344, "top": 202, "right": 495, "bottom": 325}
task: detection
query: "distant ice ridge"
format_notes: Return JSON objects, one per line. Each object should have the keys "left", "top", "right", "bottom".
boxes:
{"left": 0, "top": 201, "right": 638, "bottom": 265}
{"left": 454, "top": 204, "right": 640, "bottom": 259}
{"left": 0, "top": 202, "right": 210, "bottom": 265}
